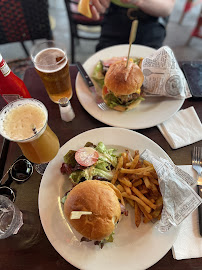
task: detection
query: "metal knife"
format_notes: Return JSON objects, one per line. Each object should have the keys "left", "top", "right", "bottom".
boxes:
{"left": 197, "top": 184, "right": 202, "bottom": 236}
{"left": 76, "top": 62, "right": 104, "bottom": 104}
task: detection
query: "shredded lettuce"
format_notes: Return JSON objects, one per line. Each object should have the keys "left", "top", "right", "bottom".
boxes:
{"left": 104, "top": 92, "right": 144, "bottom": 109}
{"left": 104, "top": 232, "right": 114, "bottom": 242}
{"left": 100, "top": 232, "right": 114, "bottom": 246}
{"left": 133, "top": 58, "right": 142, "bottom": 66}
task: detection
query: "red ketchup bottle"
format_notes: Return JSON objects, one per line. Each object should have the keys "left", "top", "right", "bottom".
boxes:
{"left": 0, "top": 53, "right": 31, "bottom": 103}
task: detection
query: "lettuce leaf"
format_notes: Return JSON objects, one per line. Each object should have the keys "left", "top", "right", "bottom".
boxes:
{"left": 96, "top": 142, "right": 117, "bottom": 168}
{"left": 104, "top": 92, "right": 144, "bottom": 109}
{"left": 69, "top": 170, "right": 89, "bottom": 184}
{"left": 69, "top": 166, "right": 114, "bottom": 184}
{"left": 63, "top": 150, "right": 76, "bottom": 166}
{"left": 63, "top": 142, "right": 118, "bottom": 184}
{"left": 95, "top": 160, "right": 111, "bottom": 172}
{"left": 92, "top": 61, "right": 105, "bottom": 89}
{"left": 133, "top": 58, "right": 142, "bottom": 66}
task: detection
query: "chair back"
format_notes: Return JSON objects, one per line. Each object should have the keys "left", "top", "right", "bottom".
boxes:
{"left": 0, "top": 0, "right": 52, "bottom": 45}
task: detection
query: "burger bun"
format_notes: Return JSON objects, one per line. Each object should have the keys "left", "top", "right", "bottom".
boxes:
{"left": 64, "top": 180, "right": 121, "bottom": 241}
{"left": 104, "top": 61, "right": 144, "bottom": 96}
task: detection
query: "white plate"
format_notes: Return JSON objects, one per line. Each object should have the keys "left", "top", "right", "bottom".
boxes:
{"left": 39, "top": 127, "right": 179, "bottom": 270}
{"left": 75, "top": 45, "right": 184, "bottom": 129}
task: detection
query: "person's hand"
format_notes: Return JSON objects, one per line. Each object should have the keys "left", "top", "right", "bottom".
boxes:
{"left": 90, "top": 0, "right": 110, "bottom": 20}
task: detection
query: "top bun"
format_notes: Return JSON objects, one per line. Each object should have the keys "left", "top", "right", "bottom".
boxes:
{"left": 104, "top": 61, "right": 144, "bottom": 96}
{"left": 64, "top": 180, "right": 121, "bottom": 241}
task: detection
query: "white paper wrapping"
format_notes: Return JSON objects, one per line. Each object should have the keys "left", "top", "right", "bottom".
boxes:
{"left": 142, "top": 46, "right": 192, "bottom": 99}
{"left": 140, "top": 149, "right": 202, "bottom": 233}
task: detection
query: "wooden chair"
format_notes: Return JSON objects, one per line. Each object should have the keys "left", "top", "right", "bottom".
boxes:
{"left": 0, "top": 0, "right": 53, "bottom": 57}
{"left": 64, "top": 0, "right": 104, "bottom": 63}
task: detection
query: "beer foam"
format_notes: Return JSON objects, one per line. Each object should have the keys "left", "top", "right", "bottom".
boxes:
{"left": 2, "top": 103, "right": 46, "bottom": 141}
{"left": 34, "top": 48, "right": 67, "bottom": 73}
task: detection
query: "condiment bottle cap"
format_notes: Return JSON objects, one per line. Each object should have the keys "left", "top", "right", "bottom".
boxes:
{"left": 59, "top": 97, "right": 69, "bottom": 107}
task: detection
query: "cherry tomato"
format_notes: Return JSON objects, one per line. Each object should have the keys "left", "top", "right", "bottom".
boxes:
{"left": 75, "top": 147, "right": 99, "bottom": 167}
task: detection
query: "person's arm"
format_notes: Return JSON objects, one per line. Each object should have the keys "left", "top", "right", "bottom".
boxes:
{"left": 90, "top": 0, "right": 176, "bottom": 20}
{"left": 122, "top": 0, "right": 176, "bottom": 17}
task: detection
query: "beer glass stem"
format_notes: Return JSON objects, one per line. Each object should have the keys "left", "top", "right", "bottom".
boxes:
{"left": 34, "top": 163, "right": 48, "bottom": 175}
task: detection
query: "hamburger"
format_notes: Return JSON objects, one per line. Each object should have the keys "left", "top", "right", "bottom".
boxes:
{"left": 102, "top": 60, "right": 144, "bottom": 111}
{"left": 64, "top": 180, "right": 126, "bottom": 246}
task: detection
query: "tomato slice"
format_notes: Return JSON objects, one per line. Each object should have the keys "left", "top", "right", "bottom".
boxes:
{"left": 102, "top": 57, "right": 127, "bottom": 67}
{"left": 75, "top": 147, "right": 99, "bottom": 167}
{"left": 103, "top": 86, "right": 109, "bottom": 96}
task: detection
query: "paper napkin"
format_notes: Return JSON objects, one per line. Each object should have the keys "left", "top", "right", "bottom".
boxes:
{"left": 157, "top": 106, "right": 202, "bottom": 149}
{"left": 172, "top": 165, "right": 202, "bottom": 260}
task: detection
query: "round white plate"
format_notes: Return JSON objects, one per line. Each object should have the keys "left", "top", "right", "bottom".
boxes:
{"left": 75, "top": 45, "right": 184, "bottom": 129}
{"left": 39, "top": 127, "right": 179, "bottom": 270}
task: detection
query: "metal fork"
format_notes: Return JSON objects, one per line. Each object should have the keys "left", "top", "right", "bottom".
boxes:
{"left": 97, "top": 102, "right": 109, "bottom": 111}
{"left": 89, "top": 85, "right": 109, "bottom": 111}
{"left": 192, "top": 146, "right": 202, "bottom": 185}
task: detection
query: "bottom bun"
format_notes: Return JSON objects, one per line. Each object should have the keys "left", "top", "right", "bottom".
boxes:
{"left": 64, "top": 180, "right": 121, "bottom": 241}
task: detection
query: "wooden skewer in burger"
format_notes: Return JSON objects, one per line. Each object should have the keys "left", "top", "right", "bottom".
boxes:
{"left": 102, "top": 20, "right": 145, "bottom": 112}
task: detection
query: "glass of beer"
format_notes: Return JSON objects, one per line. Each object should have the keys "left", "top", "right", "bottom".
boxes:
{"left": 0, "top": 98, "right": 60, "bottom": 174}
{"left": 31, "top": 40, "right": 72, "bottom": 103}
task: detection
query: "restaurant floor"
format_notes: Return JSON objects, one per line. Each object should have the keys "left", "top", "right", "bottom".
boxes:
{"left": 0, "top": 0, "right": 201, "bottom": 65}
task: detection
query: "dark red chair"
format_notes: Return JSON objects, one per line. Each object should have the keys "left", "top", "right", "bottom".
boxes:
{"left": 64, "top": 0, "right": 104, "bottom": 63}
{"left": 186, "top": 5, "right": 202, "bottom": 44}
{"left": 0, "top": 0, "right": 53, "bottom": 57}
{"left": 178, "top": 0, "right": 194, "bottom": 24}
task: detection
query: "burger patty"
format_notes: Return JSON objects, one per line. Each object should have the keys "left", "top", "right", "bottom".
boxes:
{"left": 117, "top": 92, "right": 140, "bottom": 104}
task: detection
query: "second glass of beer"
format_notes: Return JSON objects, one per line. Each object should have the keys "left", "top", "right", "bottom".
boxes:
{"left": 0, "top": 98, "right": 60, "bottom": 173}
{"left": 31, "top": 41, "right": 72, "bottom": 103}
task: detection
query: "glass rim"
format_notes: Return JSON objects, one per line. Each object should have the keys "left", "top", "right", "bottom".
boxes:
{"left": 30, "top": 40, "right": 67, "bottom": 68}
{"left": 0, "top": 187, "right": 16, "bottom": 202}
{"left": 0, "top": 98, "right": 48, "bottom": 143}
{"left": 0, "top": 195, "right": 17, "bottom": 229}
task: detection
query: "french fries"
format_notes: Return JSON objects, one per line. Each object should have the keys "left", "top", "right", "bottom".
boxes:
{"left": 121, "top": 192, "right": 152, "bottom": 213}
{"left": 111, "top": 156, "right": 123, "bottom": 185}
{"left": 118, "top": 176, "right": 132, "bottom": 187}
{"left": 111, "top": 149, "right": 163, "bottom": 228}
{"left": 134, "top": 202, "right": 141, "bottom": 227}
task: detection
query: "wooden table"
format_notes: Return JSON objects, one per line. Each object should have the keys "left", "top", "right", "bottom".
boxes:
{"left": 0, "top": 64, "right": 201, "bottom": 270}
